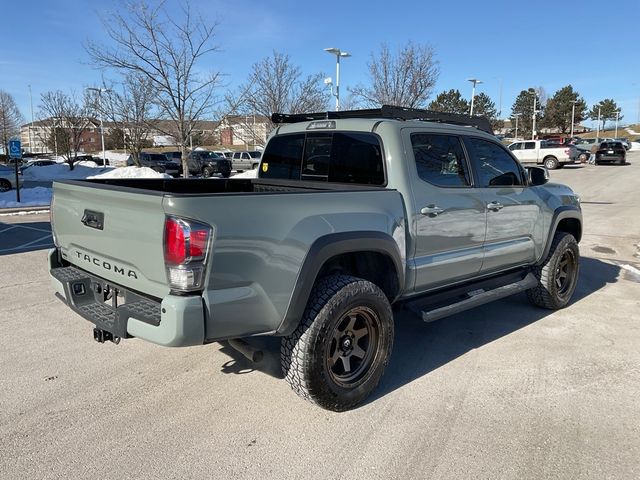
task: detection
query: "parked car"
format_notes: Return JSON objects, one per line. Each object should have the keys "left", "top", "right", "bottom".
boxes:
{"left": 128, "top": 152, "right": 181, "bottom": 176}
{"left": 0, "top": 167, "right": 23, "bottom": 192}
{"left": 231, "top": 150, "right": 261, "bottom": 171}
{"left": 613, "top": 138, "right": 631, "bottom": 150}
{"left": 187, "top": 150, "right": 232, "bottom": 177}
{"left": 19, "top": 159, "right": 57, "bottom": 173}
{"left": 49, "top": 105, "right": 582, "bottom": 411}
{"left": 595, "top": 141, "right": 626, "bottom": 165}
{"left": 507, "top": 140, "right": 578, "bottom": 169}
{"left": 573, "top": 138, "right": 615, "bottom": 163}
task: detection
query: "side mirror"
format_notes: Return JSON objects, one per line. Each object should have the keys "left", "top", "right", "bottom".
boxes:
{"left": 527, "top": 166, "right": 549, "bottom": 186}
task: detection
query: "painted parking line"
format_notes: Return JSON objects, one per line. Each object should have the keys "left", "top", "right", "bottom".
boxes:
{"left": 0, "top": 225, "right": 18, "bottom": 234}
{"left": 0, "top": 233, "right": 53, "bottom": 254}
{"left": 11, "top": 224, "right": 52, "bottom": 233}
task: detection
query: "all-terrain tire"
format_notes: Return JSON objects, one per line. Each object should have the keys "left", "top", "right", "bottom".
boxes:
{"left": 281, "top": 274, "right": 394, "bottom": 412}
{"left": 202, "top": 166, "right": 213, "bottom": 178}
{"left": 527, "top": 232, "right": 579, "bottom": 309}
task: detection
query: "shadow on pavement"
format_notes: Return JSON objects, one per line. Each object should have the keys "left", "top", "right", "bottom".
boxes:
{"left": 216, "top": 257, "right": 621, "bottom": 401}
{"left": 0, "top": 220, "right": 53, "bottom": 256}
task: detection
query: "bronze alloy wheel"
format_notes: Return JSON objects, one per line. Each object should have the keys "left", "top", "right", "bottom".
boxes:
{"left": 325, "top": 306, "right": 380, "bottom": 387}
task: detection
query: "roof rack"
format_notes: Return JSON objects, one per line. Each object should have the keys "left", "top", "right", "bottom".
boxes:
{"left": 271, "top": 104, "right": 494, "bottom": 134}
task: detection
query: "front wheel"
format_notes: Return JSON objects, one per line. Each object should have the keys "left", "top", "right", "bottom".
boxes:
{"left": 281, "top": 274, "right": 394, "bottom": 411}
{"left": 0, "top": 179, "right": 11, "bottom": 192}
{"left": 202, "top": 166, "right": 213, "bottom": 178}
{"left": 544, "top": 156, "right": 559, "bottom": 170}
{"left": 527, "top": 232, "right": 579, "bottom": 309}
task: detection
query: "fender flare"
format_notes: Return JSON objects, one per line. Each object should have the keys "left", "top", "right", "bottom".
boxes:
{"left": 536, "top": 206, "right": 582, "bottom": 265}
{"left": 276, "top": 231, "right": 404, "bottom": 336}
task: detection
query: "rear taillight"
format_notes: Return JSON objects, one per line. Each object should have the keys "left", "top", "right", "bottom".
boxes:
{"left": 164, "top": 217, "right": 213, "bottom": 291}
{"left": 564, "top": 148, "right": 570, "bottom": 155}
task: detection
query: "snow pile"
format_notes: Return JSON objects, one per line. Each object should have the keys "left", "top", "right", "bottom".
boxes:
{"left": 232, "top": 169, "right": 258, "bottom": 179}
{"left": 0, "top": 187, "right": 52, "bottom": 208}
{"left": 629, "top": 142, "right": 640, "bottom": 151}
{"left": 104, "top": 151, "right": 132, "bottom": 167}
{"left": 88, "top": 166, "right": 171, "bottom": 179}
{"left": 22, "top": 163, "right": 112, "bottom": 181}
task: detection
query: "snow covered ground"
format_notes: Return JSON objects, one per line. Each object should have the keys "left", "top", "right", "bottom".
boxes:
{"left": 0, "top": 187, "right": 52, "bottom": 209}
{"left": 232, "top": 169, "right": 258, "bottom": 178}
{"left": 0, "top": 166, "right": 171, "bottom": 209}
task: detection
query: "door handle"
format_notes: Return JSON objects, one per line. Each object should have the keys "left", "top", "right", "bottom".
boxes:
{"left": 420, "top": 205, "right": 445, "bottom": 217}
{"left": 487, "top": 201, "right": 504, "bottom": 212}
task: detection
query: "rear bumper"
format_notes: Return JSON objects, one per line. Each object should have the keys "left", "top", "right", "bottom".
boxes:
{"left": 49, "top": 249, "right": 205, "bottom": 347}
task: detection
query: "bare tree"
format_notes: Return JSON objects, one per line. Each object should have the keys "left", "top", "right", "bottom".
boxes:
{"left": 349, "top": 42, "right": 439, "bottom": 108}
{"left": 92, "top": 74, "right": 157, "bottom": 166}
{"left": 86, "top": 0, "right": 222, "bottom": 177}
{"left": 38, "top": 90, "right": 92, "bottom": 170}
{"left": 0, "top": 91, "right": 23, "bottom": 157}
{"left": 226, "top": 51, "right": 329, "bottom": 136}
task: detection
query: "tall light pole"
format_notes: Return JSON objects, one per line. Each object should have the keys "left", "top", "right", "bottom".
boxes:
{"left": 28, "top": 85, "right": 35, "bottom": 153}
{"left": 467, "top": 78, "right": 482, "bottom": 116}
{"left": 615, "top": 109, "right": 620, "bottom": 137}
{"left": 513, "top": 113, "right": 522, "bottom": 140}
{"left": 570, "top": 100, "right": 578, "bottom": 138}
{"left": 532, "top": 95, "right": 538, "bottom": 140}
{"left": 596, "top": 104, "right": 602, "bottom": 140}
{"left": 86, "top": 87, "right": 110, "bottom": 166}
{"left": 324, "top": 48, "right": 351, "bottom": 111}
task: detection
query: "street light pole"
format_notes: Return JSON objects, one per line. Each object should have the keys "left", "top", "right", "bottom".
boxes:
{"left": 532, "top": 95, "right": 538, "bottom": 140}
{"left": 324, "top": 48, "right": 351, "bottom": 111}
{"left": 86, "top": 87, "right": 110, "bottom": 166}
{"left": 596, "top": 105, "right": 602, "bottom": 140}
{"left": 615, "top": 110, "right": 620, "bottom": 137}
{"left": 570, "top": 100, "right": 577, "bottom": 138}
{"left": 514, "top": 113, "right": 521, "bottom": 140}
{"left": 28, "top": 84, "right": 35, "bottom": 153}
{"left": 467, "top": 78, "right": 482, "bottom": 116}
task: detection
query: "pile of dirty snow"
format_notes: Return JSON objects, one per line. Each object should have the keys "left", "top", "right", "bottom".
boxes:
{"left": 232, "top": 169, "right": 258, "bottom": 179}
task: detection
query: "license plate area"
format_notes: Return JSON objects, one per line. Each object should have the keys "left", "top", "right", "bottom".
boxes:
{"left": 52, "top": 265, "right": 162, "bottom": 338}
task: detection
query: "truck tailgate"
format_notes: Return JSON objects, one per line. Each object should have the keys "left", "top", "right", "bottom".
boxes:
{"left": 52, "top": 181, "right": 169, "bottom": 299}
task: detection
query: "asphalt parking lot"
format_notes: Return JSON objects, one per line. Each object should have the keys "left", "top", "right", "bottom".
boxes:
{"left": 1, "top": 154, "right": 639, "bottom": 480}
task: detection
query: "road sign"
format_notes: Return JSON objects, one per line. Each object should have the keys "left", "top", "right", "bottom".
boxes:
{"left": 9, "top": 139, "right": 21, "bottom": 159}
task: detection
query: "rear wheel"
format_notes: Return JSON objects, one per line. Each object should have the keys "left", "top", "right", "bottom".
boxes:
{"left": 527, "top": 232, "right": 579, "bottom": 310}
{"left": 578, "top": 152, "right": 588, "bottom": 163}
{"left": 281, "top": 274, "right": 394, "bottom": 411}
{"left": 544, "top": 156, "right": 559, "bottom": 170}
{"left": 0, "top": 179, "right": 11, "bottom": 192}
{"left": 202, "top": 166, "right": 213, "bottom": 178}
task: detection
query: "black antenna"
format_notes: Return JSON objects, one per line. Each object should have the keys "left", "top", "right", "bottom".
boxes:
{"left": 271, "top": 104, "right": 493, "bottom": 134}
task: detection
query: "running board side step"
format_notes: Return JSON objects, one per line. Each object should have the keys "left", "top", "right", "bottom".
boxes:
{"left": 406, "top": 273, "right": 538, "bottom": 323}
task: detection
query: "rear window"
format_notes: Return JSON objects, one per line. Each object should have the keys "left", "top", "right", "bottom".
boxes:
{"left": 260, "top": 132, "right": 385, "bottom": 185}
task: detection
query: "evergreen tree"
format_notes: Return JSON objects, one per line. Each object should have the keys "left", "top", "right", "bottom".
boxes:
{"left": 588, "top": 99, "right": 622, "bottom": 131}
{"left": 428, "top": 89, "right": 469, "bottom": 114}
{"left": 471, "top": 92, "right": 501, "bottom": 130}
{"left": 541, "top": 85, "right": 587, "bottom": 134}
{"left": 510, "top": 88, "right": 542, "bottom": 138}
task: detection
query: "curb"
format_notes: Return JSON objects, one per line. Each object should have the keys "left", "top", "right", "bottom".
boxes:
{"left": 0, "top": 206, "right": 50, "bottom": 215}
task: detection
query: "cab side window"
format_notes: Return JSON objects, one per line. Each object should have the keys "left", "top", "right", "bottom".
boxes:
{"left": 411, "top": 133, "right": 471, "bottom": 187}
{"left": 465, "top": 137, "right": 525, "bottom": 187}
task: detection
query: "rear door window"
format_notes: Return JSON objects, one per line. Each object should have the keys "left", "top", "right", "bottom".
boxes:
{"left": 260, "top": 132, "right": 385, "bottom": 185}
{"left": 411, "top": 133, "right": 471, "bottom": 187}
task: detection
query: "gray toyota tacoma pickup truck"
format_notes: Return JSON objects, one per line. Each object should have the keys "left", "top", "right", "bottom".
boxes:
{"left": 49, "top": 106, "right": 582, "bottom": 411}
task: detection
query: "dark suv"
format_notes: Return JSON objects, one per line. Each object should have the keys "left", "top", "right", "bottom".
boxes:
{"left": 595, "top": 142, "right": 626, "bottom": 165}
{"left": 187, "top": 150, "right": 232, "bottom": 177}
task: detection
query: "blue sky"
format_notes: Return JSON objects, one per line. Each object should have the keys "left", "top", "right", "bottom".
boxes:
{"left": 1, "top": 0, "right": 639, "bottom": 127}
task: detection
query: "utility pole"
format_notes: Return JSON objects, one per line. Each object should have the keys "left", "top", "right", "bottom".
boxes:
{"left": 467, "top": 78, "right": 482, "bottom": 116}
